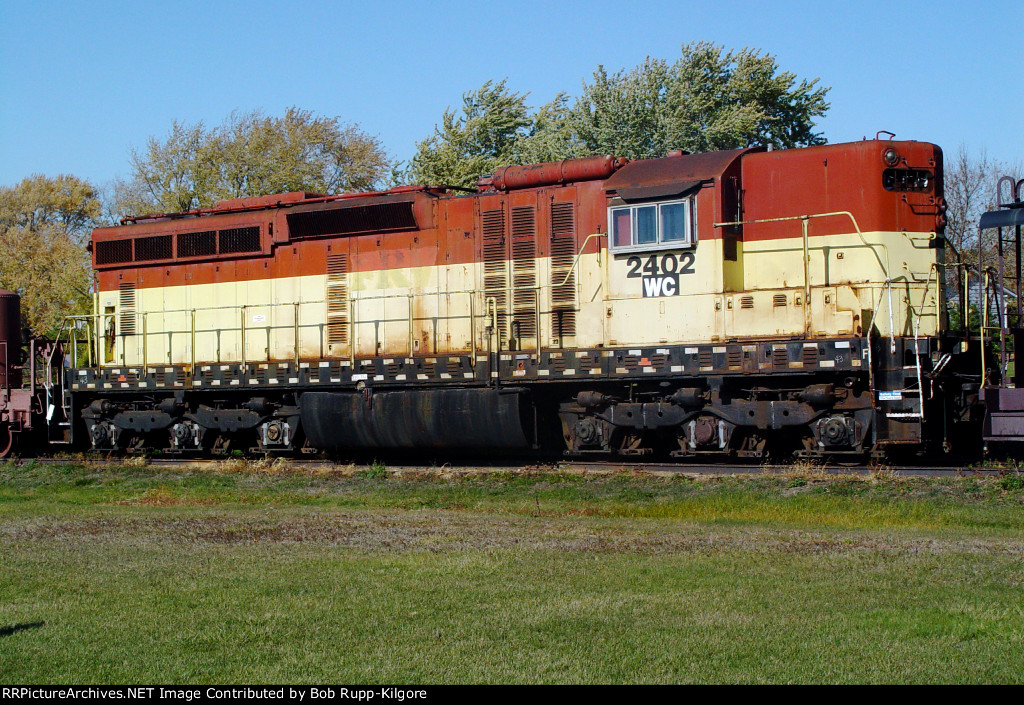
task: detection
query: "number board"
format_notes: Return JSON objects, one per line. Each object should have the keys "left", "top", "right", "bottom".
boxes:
{"left": 625, "top": 252, "right": 695, "bottom": 297}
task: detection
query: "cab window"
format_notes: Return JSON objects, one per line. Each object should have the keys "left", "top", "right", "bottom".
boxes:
{"left": 609, "top": 197, "right": 696, "bottom": 252}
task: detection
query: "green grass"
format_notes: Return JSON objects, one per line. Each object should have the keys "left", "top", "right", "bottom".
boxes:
{"left": 1, "top": 461, "right": 1023, "bottom": 683}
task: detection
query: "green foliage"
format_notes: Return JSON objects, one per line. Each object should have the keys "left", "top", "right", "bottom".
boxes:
{"left": 999, "top": 472, "right": 1024, "bottom": 491}
{"left": 411, "top": 43, "right": 830, "bottom": 185}
{"left": 359, "top": 461, "right": 388, "bottom": 479}
{"left": 114, "top": 108, "right": 392, "bottom": 218}
{"left": 409, "top": 80, "right": 574, "bottom": 189}
{"left": 0, "top": 174, "right": 98, "bottom": 334}
{"left": 947, "top": 305, "right": 981, "bottom": 332}
{"left": 572, "top": 42, "right": 829, "bottom": 159}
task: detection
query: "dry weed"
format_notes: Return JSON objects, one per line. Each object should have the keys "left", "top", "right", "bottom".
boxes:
{"left": 769, "top": 458, "right": 831, "bottom": 482}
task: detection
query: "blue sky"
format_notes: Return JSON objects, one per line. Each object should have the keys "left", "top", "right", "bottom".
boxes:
{"left": 1, "top": 0, "right": 1021, "bottom": 189}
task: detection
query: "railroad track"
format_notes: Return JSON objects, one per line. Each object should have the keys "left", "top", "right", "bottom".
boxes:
{"left": 13, "top": 455, "right": 1003, "bottom": 477}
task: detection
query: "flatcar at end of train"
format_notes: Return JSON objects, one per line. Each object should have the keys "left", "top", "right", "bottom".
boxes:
{"left": 3, "top": 136, "right": 998, "bottom": 461}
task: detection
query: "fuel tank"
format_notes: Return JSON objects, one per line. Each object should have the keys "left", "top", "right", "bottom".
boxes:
{"left": 300, "top": 387, "right": 534, "bottom": 450}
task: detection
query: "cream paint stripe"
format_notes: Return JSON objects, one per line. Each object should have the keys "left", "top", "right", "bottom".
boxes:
{"left": 98, "top": 254, "right": 598, "bottom": 365}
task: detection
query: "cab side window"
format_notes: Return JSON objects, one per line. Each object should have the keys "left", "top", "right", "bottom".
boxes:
{"left": 609, "top": 197, "right": 696, "bottom": 252}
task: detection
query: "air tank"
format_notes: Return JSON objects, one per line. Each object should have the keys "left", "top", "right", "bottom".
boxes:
{"left": 0, "top": 290, "right": 22, "bottom": 389}
{"left": 482, "top": 155, "right": 629, "bottom": 191}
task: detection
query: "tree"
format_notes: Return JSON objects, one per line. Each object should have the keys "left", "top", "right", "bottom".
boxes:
{"left": 513, "top": 92, "right": 581, "bottom": 165}
{"left": 409, "top": 80, "right": 534, "bottom": 189}
{"left": 0, "top": 174, "right": 98, "bottom": 334}
{"left": 571, "top": 42, "right": 830, "bottom": 159}
{"left": 942, "top": 144, "right": 1022, "bottom": 326}
{"left": 944, "top": 144, "right": 997, "bottom": 270}
{"left": 114, "top": 108, "right": 391, "bottom": 218}
{"left": 410, "top": 43, "right": 831, "bottom": 185}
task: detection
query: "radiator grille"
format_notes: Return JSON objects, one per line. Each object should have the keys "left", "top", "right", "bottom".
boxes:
{"left": 219, "top": 226, "right": 261, "bottom": 254}
{"left": 95, "top": 240, "right": 132, "bottom": 265}
{"left": 177, "top": 231, "right": 217, "bottom": 257}
{"left": 287, "top": 202, "right": 417, "bottom": 238}
{"left": 134, "top": 235, "right": 172, "bottom": 261}
{"left": 97, "top": 225, "right": 259, "bottom": 266}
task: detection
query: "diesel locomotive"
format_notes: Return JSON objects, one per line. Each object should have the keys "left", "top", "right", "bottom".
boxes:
{"left": 3, "top": 136, "right": 1015, "bottom": 462}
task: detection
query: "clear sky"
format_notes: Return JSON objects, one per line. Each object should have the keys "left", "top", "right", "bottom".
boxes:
{"left": 1, "top": 0, "right": 1021, "bottom": 189}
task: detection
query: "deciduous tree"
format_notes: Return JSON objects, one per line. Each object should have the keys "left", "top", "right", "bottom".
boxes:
{"left": 943, "top": 144, "right": 1022, "bottom": 325}
{"left": 572, "top": 42, "right": 829, "bottom": 158}
{"left": 0, "top": 174, "right": 98, "bottom": 334}
{"left": 409, "top": 80, "right": 535, "bottom": 188}
{"left": 411, "top": 43, "right": 830, "bottom": 186}
{"left": 114, "top": 108, "right": 391, "bottom": 217}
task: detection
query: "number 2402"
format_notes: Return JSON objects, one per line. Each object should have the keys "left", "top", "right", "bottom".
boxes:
{"left": 626, "top": 253, "right": 695, "bottom": 278}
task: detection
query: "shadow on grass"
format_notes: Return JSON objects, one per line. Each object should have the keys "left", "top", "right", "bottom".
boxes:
{"left": 0, "top": 621, "right": 44, "bottom": 638}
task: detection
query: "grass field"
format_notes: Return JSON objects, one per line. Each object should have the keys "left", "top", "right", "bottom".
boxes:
{"left": 1, "top": 460, "right": 1023, "bottom": 684}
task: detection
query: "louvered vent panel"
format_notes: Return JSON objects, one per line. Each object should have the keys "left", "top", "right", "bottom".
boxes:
{"left": 549, "top": 202, "right": 577, "bottom": 338}
{"left": 326, "top": 254, "right": 349, "bottom": 349}
{"left": 95, "top": 240, "right": 133, "bottom": 265}
{"left": 134, "top": 235, "right": 172, "bottom": 261}
{"left": 177, "top": 231, "right": 217, "bottom": 258}
{"left": 740, "top": 295, "right": 754, "bottom": 309}
{"left": 287, "top": 202, "right": 418, "bottom": 239}
{"left": 510, "top": 206, "right": 537, "bottom": 337}
{"left": 481, "top": 208, "right": 508, "bottom": 336}
{"left": 118, "top": 283, "right": 137, "bottom": 336}
{"left": 772, "top": 347, "right": 789, "bottom": 368}
{"left": 773, "top": 294, "right": 788, "bottom": 307}
{"left": 219, "top": 226, "right": 261, "bottom": 254}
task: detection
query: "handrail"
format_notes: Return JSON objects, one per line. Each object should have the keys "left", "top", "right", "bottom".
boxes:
{"left": 713, "top": 211, "right": 924, "bottom": 351}
{"left": 906, "top": 262, "right": 938, "bottom": 419}
{"left": 67, "top": 231, "right": 611, "bottom": 368}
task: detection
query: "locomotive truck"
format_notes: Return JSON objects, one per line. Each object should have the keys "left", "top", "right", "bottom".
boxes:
{"left": 3, "top": 136, "right": 1011, "bottom": 462}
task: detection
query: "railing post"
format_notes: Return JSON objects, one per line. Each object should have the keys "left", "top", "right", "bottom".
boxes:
{"left": 293, "top": 302, "right": 300, "bottom": 367}
{"left": 142, "top": 312, "right": 148, "bottom": 373}
{"left": 408, "top": 294, "right": 415, "bottom": 356}
{"left": 535, "top": 287, "right": 541, "bottom": 359}
{"left": 801, "top": 216, "right": 812, "bottom": 336}
{"left": 349, "top": 297, "right": 357, "bottom": 366}
{"left": 240, "top": 305, "right": 247, "bottom": 370}
{"left": 469, "top": 292, "right": 476, "bottom": 361}
{"left": 981, "top": 270, "right": 989, "bottom": 382}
